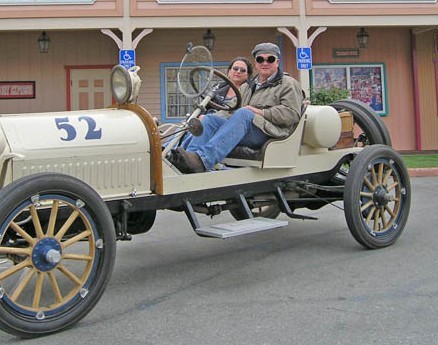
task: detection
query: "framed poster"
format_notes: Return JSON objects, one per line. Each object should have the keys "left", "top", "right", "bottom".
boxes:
{"left": 0, "top": 81, "right": 35, "bottom": 100}
{"left": 312, "top": 64, "right": 387, "bottom": 115}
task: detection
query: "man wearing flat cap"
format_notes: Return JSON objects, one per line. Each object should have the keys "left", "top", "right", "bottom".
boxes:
{"left": 170, "top": 42, "right": 303, "bottom": 174}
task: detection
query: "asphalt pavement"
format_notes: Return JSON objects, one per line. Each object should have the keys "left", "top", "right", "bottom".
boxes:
{"left": 1, "top": 176, "right": 438, "bottom": 345}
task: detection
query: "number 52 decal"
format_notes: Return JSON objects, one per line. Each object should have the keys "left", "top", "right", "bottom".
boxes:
{"left": 55, "top": 116, "right": 102, "bottom": 141}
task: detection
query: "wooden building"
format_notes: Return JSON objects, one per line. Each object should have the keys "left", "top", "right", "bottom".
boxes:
{"left": 0, "top": 0, "right": 437, "bottom": 151}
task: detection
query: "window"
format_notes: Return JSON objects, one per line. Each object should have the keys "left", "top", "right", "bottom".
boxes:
{"left": 160, "top": 63, "right": 228, "bottom": 123}
{"left": 312, "top": 64, "right": 387, "bottom": 115}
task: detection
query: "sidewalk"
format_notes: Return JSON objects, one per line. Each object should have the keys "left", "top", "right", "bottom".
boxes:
{"left": 408, "top": 167, "right": 438, "bottom": 177}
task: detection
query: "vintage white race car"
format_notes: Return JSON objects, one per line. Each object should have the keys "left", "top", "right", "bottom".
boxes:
{"left": 0, "top": 45, "right": 411, "bottom": 337}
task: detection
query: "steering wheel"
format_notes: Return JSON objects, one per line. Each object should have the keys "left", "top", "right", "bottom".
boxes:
{"left": 189, "top": 66, "right": 242, "bottom": 112}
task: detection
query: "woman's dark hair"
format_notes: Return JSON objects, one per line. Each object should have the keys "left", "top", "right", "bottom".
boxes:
{"left": 227, "top": 56, "right": 253, "bottom": 77}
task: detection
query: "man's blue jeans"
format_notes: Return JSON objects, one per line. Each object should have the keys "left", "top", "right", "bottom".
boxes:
{"left": 185, "top": 108, "right": 269, "bottom": 170}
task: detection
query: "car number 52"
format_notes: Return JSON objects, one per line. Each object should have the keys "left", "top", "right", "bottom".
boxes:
{"left": 55, "top": 116, "right": 102, "bottom": 141}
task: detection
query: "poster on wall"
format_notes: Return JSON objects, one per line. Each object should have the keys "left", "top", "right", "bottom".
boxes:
{"left": 312, "top": 64, "right": 387, "bottom": 115}
{"left": 0, "top": 81, "right": 35, "bottom": 100}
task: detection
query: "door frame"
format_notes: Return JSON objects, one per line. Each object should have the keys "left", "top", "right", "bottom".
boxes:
{"left": 65, "top": 65, "right": 114, "bottom": 111}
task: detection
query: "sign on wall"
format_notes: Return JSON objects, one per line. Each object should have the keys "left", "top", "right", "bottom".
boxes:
{"left": 0, "top": 81, "right": 35, "bottom": 100}
{"left": 119, "top": 50, "right": 136, "bottom": 70}
{"left": 311, "top": 64, "right": 387, "bottom": 115}
{"left": 296, "top": 47, "right": 312, "bottom": 70}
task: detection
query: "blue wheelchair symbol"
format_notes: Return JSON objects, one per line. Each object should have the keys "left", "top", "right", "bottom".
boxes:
{"left": 119, "top": 50, "right": 136, "bottom": 69}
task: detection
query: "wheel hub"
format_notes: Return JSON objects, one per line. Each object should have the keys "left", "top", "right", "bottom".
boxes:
{"left": 373, "top": 185, "right": 393, "bottom": 207}
{"left": 32, "top": 237, "right": 62, "bottom": 272}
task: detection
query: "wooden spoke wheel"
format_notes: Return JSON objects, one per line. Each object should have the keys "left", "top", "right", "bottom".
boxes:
{"left": 344, "top": 145, "right": 411, "bottom": 249}
{"left": 330, "top": 99, "right": 392, "bottom": 185}
{"left": 0, "top": 173, "right": 116, "bottom": 338}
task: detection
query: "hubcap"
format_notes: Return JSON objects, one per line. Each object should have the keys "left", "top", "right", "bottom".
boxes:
{"left": 32, "top": 237, "right": 62, "bottom": 272}
{"left": 373, "top": 185, "right": 393, "bottom": 207}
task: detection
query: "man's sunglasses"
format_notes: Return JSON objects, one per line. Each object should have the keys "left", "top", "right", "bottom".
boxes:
{"left": 255, "top": 55, "right": 277, "bottom": 64}
{"left": 232, "top": 66, "right": 247, "bottom": 73}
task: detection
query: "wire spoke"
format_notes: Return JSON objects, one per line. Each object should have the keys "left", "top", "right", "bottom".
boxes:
{"left": 47, "top": 199, "right": 60, "bottom": 237}
{"left": 55, "top": 210, "right": 80, "bottom": 241}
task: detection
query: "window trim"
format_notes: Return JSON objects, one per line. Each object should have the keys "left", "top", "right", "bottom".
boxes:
{"left": 160, "top": 61, "right": 229, "bottom": 123}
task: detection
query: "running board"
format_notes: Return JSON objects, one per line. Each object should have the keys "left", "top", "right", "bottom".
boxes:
{"left": 195, "top": 217, "right": 288, "bottom": 239}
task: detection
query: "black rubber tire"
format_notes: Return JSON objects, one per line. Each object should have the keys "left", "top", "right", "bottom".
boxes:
{"left": 330, "top": 99, "right": 392, "bottom": 185}
{"left": 344, "top": 145, "right": 411, "bottom": 249}
{"left": 331, "top": 99, "right": 391, "bottom": 147}
{"left": 0, "top": 173, "right": 116, "bottom": 338}
{"left": 127, "top": 210, "right": 156, "bottom": 235}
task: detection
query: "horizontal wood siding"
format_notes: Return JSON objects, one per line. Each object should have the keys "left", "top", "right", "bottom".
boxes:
{"left": 311, "top": 27, "right": 416, "bottom": 150}
{"left": 132, "top": 0, "right": 298, "bottom": 16}
{"left": 0, "top": 0, "right": 122, "bottom": 19}
{"left": 0, "top": 31, "right": 118, "bottom": 114}
{"left": 306, "top": 0, "right": 438, "bottom": 15}
{"left": 0, "top": 27, "right": 430, "bottom": 150}
{"left": 134, "top": 28, "right": 280, "bottom": 116}
{"left": 416, "top": 31, "right": 438, "bottom": 150}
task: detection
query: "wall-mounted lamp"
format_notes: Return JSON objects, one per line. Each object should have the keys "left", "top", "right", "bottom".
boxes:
{"left": 356, "top": 28, "right": 369, "bottom": 49}
{"left": 38, "top": 31, "right": 50, "bottom": 53}
{"left": 203, "top": 29, "right": 215, "bottom": 51}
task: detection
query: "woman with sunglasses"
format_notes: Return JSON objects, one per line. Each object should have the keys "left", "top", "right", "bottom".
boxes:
{"left": 201, "top": 56, "right": 253, "bottom": 119}
{"left": 170, "top": 42, "right": 303, "bottom": 174}
{"left": 178, "top": 57, "right": 253, "bottom": 149}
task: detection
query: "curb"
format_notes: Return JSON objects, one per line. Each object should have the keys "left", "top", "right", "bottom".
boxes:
{"left": 408, "top": 168, "right": 438, "bottom": 177}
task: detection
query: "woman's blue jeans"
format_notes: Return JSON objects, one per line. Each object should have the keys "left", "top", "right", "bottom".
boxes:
{"left": 185, "top": 108, "right": 269, "bottom": 170}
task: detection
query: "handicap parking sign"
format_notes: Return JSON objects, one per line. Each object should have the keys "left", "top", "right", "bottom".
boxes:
{"left": 296, "top": 47, "right": 312, "bottom": 70}
{"left": 119, "top": 50, "right": 136, "bottom": 69}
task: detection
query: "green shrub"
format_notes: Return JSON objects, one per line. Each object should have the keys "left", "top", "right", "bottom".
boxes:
{"left": 309, "top": 88, "right": 350, "bottom": 105}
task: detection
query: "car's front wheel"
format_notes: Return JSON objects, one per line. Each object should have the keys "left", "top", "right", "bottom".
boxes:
{"left": 0, "top": 173, "right": 116, "bottom": 338}
{"left": 344, "top": 145, "right": 411, "bottom": 249}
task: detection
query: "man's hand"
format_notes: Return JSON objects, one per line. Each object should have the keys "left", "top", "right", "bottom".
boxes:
{"left": 244, "top": 105, "right": 264, "bottom": 116}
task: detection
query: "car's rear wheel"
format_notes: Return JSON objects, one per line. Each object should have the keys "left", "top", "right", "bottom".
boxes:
{"left": 331, "top": 99, "right": 391, "bottom": 147}
{"left": 0, "top": 173, "right": 116, "bottom": 338}
{"left": 330, "top": 99, "right": 392, "bottom": 185}
{"left": 127, "top": 210, "right": 156, "bottom": 235}
{"left": 229, "top": 194, "right": 281, "bottom": 220}
{"left": 344, "top": 145, "right": 411, "bottom": 249}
